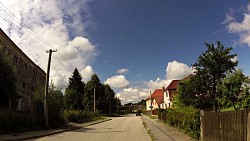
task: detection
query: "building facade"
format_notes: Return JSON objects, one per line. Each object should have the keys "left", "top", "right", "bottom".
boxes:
{"left": 146, "top": 89, "right": 164, "bottom": 111}
{"left": 0, "top": 28, "right": 46, "bottom": 111}
{"left": 161, "top": 80, "right": 180, "bottom": 109}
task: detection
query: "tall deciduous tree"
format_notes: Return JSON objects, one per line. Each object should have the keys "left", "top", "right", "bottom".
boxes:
{"left": 176, "top": 74, "right": 212, "bottom": 109}
{"left": 84, "top": 74, "right": 104, "bottom": 112}
{"left": 217, "top": 69, "right": 246, "bottom": 110}
{"left": 192, "top": 41, "right": 237, "bottom": 111}
{"left": 103, "top": 84, "right": 115, "bottom": 114}
{"left": 64, "top": 68, "right": 85, "bottom": 110}
{"left": 0, "top": 44, "right": 17, "bottom": 108}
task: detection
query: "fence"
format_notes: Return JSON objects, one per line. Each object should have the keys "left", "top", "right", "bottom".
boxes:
{"left": 144, "top": 109, "right": 158, "bottom": 115}
{"left": 200, "top": 109, "right": 249, "bottom": 141}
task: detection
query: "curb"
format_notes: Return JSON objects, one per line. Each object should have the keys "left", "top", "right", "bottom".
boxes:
{"left": 1, "top": 118, "right": 112, "bottom": 141}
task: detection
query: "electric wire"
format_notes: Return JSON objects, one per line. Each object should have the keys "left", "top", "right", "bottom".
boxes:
{"left": 0, "top": 2, "right": 78, "bottom": 74}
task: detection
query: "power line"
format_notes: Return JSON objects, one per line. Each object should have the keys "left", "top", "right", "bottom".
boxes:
{"left": 0, "top": 2, "right": 78, "bottom": 73}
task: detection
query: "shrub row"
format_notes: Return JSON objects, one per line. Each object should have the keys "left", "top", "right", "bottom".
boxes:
{"left": 64, "top": 110, "right": 100, "bottom": 123}
{"left": 158, "top": 107, "right": 200, "bottom": 139}
{"left": 0, "top": 110, "right": 33, "bottom": 133}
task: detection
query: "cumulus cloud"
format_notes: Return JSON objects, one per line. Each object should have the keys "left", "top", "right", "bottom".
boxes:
{"left": 166, "top": 61, "right": 194, "bottom": 80}
{"left": 1, "top": 0, "right": 95, "bottom": 89}
{"left": 144, "top": 60, "right": 193, "bottom": 94}
{"left": 221, "top": 9, "right": 235, "bottom": 24}
{"left": 116, "top": 87, "right": 149, "bottom": 104}
{"left": 104, "top": 75, "right": 129, "bottom": 89}
{"left": 115, "top": 61, "right": 193, "bottom": 104}
{"left": 231, "top": 56, "right": 238, "bottom": 63}
{"left": 225, "top": 4, "right": 250, "bottom": 47}
{"left": 80, "top": 66, "right": 94, "bottom": 83}
{"left": 145, "top": 78, "right": 171, "bottom": 91}
{"left": 116, "top": 69, "right": 129, "bottom": 74}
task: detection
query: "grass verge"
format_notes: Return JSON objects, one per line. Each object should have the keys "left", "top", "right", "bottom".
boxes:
{"left": 143, "top": 121, "right": 155, "bottom": 141}
{"left": 148, "top": 115, "right": 158, "bottom": 119}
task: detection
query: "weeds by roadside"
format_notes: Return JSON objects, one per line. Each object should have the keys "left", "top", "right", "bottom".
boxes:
{"left": 143, "top": 121, "right": 155, "bottom": 141}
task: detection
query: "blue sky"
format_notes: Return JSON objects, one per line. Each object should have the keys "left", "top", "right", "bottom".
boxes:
{"left": 88, "top": 0, "right": 249, "bottom": 81}
{"left": 1, "top": 0, "right": 250, "bottom": 104}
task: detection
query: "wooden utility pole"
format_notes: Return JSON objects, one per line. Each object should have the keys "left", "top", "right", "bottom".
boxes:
{"left": 109, "top": 93, "right": 111, "bottom": 114}
{"left": 93, "top": 85, "right": 96, "bottom": 113}
{"left": 44, "top": 49, "right": 57, "bottom": 128}
{"left": 150, "top": 91, "right": 152, "bottom": 115}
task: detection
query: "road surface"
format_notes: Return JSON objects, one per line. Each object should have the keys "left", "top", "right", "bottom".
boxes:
{"left": 29, "top": 114, "right": 151, "bottom": 141}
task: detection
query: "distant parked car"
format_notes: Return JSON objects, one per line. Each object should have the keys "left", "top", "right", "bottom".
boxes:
{"left": 136, "top": 110, "right": 141, "bottom": 116}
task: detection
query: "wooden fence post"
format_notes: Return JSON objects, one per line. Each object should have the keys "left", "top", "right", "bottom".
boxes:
{"left": 200, "top": 110, "right": 204, "bottom": 141}
{"left": 247, "top": 112, "right": 250, "bottom": 141}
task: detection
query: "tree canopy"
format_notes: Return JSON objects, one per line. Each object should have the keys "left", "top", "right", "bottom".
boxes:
{"left": 84, "top": 74, "right": 117, "bottom": 114}
{"left": 64, "top": 68, "right": 85, "bottom": 110}
{"left": 177, "top": 41, "right": 240, "bottom": 111}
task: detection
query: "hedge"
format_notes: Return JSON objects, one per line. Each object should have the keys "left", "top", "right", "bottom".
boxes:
{"left": 0, "top": 110, "right": 33, "bottom": 133}
{"left": 64, "top": 110, "right": 100, "bottom": 123}
{"left": 158, "top": 107, "right": 200, "bottom": 139}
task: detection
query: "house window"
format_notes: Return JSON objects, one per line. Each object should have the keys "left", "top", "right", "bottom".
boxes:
{"left": 14, "top": 56, "right": 18, "bottom": 63}
{"left": 24, "top": 63, "right": 28, "bottom": 70}
{"left": 22, "top": 82, "right": 25, "bottom": 88}
{"left": 166, "top": 92, "right": 169, "bottom": 97}
{"left": 31, "top": 86, "right": 34, "bottom": 91}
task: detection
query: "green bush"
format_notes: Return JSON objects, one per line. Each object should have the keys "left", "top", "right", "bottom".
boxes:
{"left": 159, "top": 107, "right": 200, "bottom": 139}
{"left": 0, "top": 110, "right": 33, "bottom": 133}
{"left": 64, "top": 110, "right": 99, "bottom": 123}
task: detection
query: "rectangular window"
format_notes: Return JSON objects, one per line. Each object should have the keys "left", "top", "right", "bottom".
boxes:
{"left": 22, "top": 82, "right": 25, "bottom": 88}
{"left": 24, "top": 63, "right": 28, "bottom": 71}
{"left": 14, "top": 56, "right": 18, "bottom": 63}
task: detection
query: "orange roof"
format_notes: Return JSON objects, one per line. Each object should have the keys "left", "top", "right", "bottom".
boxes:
{"left": 146, "top": 89, "right": 164, "bottom": 105}
{"left": 154, "top": 96, "right": 164, "bottom": 105}
{"left": 166, "top": 80, "right": 180, "bottom": 90}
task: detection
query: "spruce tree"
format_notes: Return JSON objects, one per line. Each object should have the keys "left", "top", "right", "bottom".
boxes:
{"left": 64, "top": 68, "right": 85, "bottom": 110}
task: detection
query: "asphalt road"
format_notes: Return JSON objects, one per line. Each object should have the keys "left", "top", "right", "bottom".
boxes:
{"left": 28, "top": 114, "right": 151, "bottom": 141}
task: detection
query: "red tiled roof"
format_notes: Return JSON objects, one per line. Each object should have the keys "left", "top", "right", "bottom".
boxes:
{"left": 154, "top": 96, "right": 164, "bottom": 105}
{"left": 166, "top": 80, "right": 180, "bottom": 90}
{"left": 146, "top": 89, "right": 164, "bottom": 104}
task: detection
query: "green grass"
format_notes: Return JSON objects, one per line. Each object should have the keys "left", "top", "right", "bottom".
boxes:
{"left": 148, "top": 115, "right": 158, "bottom": 119}
{"left": 220, "top": 106, "right": 244, "bottom": 112}
{"left": 221, "top": 106, "right": 235, "bottom": 112}
{"left": 143, "top": 121, "right": 155, "bottom": 141}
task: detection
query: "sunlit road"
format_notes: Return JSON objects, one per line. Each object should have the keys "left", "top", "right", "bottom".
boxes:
{"left": 29, "top": 114, "right": 151, "bottom": 141}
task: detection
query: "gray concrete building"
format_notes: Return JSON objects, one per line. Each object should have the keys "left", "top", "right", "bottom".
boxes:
{"left": 0, "top": 28, "right": 46, "bottom": 111}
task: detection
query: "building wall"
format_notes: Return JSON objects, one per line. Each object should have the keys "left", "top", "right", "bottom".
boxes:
{"left": 146, "top": 99, "right": 159, "bottom": 111}
{"left": 0, "top": 29, "right": 46, "bottom": 111}
{"left": 146, "top": 99, "right": 151, "bottom": 111}
{"left": 151, "top": 99, "right": 159, "bottom": 110}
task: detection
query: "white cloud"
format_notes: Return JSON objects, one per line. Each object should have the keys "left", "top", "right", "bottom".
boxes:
{"left": 116, "top": 69, "right": 129, "bottom": 74}
{"left": 1, "top": 0, "right": 95, "bottom": 89}
{"left": 166, "top": 61, "right": 194, "bottom": 80}
{"left": 50, "top": 70, "right": 68, "bottom": 90}
{"left": 116, "top": 61, "right": 193, "bottom": 104}
{"left": 221, "top": 9, "right": 235, "bottom": 24}
{"left": 80, "top": 66, "right": 94, "bottom": 83}
{"left": 231, "top": 56, "right": 238, "bottom": 63}
{"left": 116, "top": 87, "right": 149, "bottom": 104}
{"left": 225, "top": 4, "right": 250, "bottom": 47}
{"left": 145, "top": 78, "right": 171, "bottom": 91}
{"left": 104, "top": 75, "right": 129, "bottom": 89}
